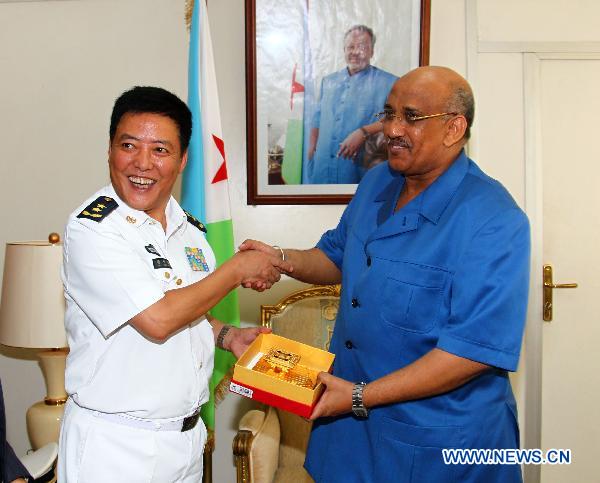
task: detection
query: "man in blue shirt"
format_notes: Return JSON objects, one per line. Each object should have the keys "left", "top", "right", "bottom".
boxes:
{"left": 242, "top": 66, "right": 530, "bottom": 482}
{"left": 306, "top": 25, "right": 397, "bottom": 184}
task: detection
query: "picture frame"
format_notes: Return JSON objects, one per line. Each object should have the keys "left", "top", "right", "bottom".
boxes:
{"left": 246, "top": 0, "right": 431, "bottom": 205}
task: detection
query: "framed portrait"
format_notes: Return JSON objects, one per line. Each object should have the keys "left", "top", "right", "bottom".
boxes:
{"left": 246, "top": 0, "right": 431, "bottom": 205}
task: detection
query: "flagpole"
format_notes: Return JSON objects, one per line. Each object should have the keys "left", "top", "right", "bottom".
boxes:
{"left": 184, "top": 1, "right": 241, "bottom": 481}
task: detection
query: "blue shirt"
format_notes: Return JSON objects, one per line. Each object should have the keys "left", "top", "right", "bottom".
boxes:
{"left": 307, "top": 65, "right": 397, "bottom": 184}
{"left": 305, "top": 151, "right": 530, "bottom": 482}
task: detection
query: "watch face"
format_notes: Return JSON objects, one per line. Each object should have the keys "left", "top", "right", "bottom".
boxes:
{"left": 352, "top": 407, "right": 369, "bottom": 418}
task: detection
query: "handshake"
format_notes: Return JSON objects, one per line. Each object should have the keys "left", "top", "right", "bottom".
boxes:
{"left": 229, "top": 239, "right": 293, "bottom": 292}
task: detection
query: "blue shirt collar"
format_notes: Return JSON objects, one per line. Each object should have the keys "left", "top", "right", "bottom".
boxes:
{"left": 345, "top": 64, "right": 374, "bottom": 79}
{"left": 374, "top": 149, "right": 470, "bottom": 224}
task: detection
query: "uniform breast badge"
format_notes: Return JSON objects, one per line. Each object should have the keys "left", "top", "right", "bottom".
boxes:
{"left": 145, "top": 244, "right": 161, "bottom": 256}
{"left": 252, "top": 348, "right": 317, "bottom": 389}
{"left": 152, "top": 258, "right": 172, "bottom": 269}
{"left": 185, "top": 247, "right": 209, "bottom": 272}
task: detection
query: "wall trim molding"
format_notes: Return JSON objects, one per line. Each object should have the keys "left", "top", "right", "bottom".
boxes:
{"left": 480, "top": 41, "right": 600, "bottom": 54}
{"left": 464, "top": 0, "right": 479, "bottom": 160}
{"left": 522, "top": 52, "right": 543, "bottom": 483}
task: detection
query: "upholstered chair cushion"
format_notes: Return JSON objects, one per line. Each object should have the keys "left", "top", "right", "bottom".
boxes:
{"left": 274, "top": 409, "right": 314, "bottom": 482}
{"left": 239, "top": 408, "right": 280, "bottom": 483}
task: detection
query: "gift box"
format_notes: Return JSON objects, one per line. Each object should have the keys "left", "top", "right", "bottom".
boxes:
{"left": 229, "top": 333, "right": 335, "bottom": 418}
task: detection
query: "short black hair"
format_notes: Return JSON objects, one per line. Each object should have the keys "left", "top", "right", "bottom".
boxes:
{"left": 109, "top": 86, "right": 192, "bottom": 152}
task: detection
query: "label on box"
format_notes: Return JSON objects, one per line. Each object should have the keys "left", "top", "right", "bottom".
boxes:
{"left": 230, "top": 381, "right": 253, "bottom": 399}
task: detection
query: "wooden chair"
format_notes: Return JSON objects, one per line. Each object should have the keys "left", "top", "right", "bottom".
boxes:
{"left": 203, "top": 431, "right": 214, "bottom": 483}
{"left": 232, "top": 285, "right": 340, "bottom": 483}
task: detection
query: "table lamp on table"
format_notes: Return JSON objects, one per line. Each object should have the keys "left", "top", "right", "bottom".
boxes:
{"left": 0, "top": 233, "right": 68, "bottom": 449}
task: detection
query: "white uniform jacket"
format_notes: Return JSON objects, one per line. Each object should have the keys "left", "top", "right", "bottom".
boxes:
{"left": 62, "top": 185, "right": 215, "bottom": 420}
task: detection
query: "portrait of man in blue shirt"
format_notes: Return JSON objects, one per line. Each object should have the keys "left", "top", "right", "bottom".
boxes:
{"left": 306, "top": 25, "right": 397, "bottom": 184}
{"left": 242, "top": 66, "right": 530, "bottom": 483}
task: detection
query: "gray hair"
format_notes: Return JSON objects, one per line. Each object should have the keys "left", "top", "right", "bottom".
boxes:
{"left": 344, "top": 25, "right": 376, "bottom": 47}
{"left": 446, "top": 86, "right": 475, "bottom": 140}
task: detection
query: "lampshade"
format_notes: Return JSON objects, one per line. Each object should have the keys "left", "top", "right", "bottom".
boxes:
{"left": 0, "top": 237, "right": 67, "bottom": 349}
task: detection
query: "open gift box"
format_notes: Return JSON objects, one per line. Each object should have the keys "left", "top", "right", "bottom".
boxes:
{"left": 229, "top": 333, "right": 335, "bottom": 418}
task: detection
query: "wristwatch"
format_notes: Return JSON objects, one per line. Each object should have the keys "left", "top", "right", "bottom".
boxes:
{"left": 352, "top": 382, "right": 369, "bottom": 418}
{"left": 216, "top": 325, "right": 232, "bottom": 350}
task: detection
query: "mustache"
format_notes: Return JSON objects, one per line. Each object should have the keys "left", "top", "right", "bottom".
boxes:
{"left": 387, "top": 136, "right": 410, "bottom": 149}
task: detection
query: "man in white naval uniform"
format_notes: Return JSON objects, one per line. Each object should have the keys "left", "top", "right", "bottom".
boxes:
{"left": 57, "top": 86, "right": 291, "bottom": 482}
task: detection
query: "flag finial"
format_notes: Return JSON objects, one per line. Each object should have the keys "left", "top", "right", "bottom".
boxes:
{"left": 185, "top": 0, "right": 194, "bottom": 32}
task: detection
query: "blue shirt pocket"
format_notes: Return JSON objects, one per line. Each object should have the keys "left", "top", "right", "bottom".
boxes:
{"left": 375, "top": 416, "right": 464, "bottom": 483}
{"left": 380, "top": 261, "right": 446, "bottom": 333}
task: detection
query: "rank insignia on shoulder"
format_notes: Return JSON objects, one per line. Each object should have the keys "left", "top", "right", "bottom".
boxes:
{"left": 185, "top": 247, "right": 209, "bottom": 272}
{"left": 152, "top": 257, "right": 172, "bottom": 270}
{"left": 184, "top": 210, "right": 207, "bottom": 233}
{"left": 145, "top": 244, "right": 160, "bottom": 256}
{"left": 77, "top": 196, "right": 118, "bottom": 222}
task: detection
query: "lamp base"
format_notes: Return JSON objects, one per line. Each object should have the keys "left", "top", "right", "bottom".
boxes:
{"left": 27, "top": 349, "right": 68, "bottom": 450}
{"left": 26, "top": 401, "right": 66, "bottom": 450}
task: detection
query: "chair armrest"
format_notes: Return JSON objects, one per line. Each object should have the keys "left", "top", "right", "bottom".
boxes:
{"left": 239, "top": 409, "right": 267, "bottom": 433}
{"left": 202, "top": 430, "right": 215, "bottom": 483}
{"left": 20, "top": 442, "right": 58, "bottom": 479}
{"left": 233, "top": 408, "right": 280, "bottom": 483}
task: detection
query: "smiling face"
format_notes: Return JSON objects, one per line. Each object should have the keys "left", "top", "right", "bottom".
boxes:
{"left": 383, "top": 68, "right": 467, "bottom": 181}
{"left": 344, "top": 30, "right": 374, "bottom": 75}
{"left": 108, "top": 112, "right": 187, "bottom": 225}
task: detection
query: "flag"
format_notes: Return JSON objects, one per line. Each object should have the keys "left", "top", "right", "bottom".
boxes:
{"left": 182, "top": 0, "right": 239, "bottom": 432}
{"left": 290, "top": 62, "right": 305, "bottom": 110}
{"left": 283, "top": 63, "right": 305, "bottom": 184}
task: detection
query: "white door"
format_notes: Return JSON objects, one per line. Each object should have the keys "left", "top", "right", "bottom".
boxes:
{"left": 536, "top": 55, "right": 600, "bottom": 482}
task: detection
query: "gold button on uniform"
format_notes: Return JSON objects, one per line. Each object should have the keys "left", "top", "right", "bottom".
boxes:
{"left": 164, "top": 272, "right": 170, "bottom": 279}
{"left": 176, "top": 278, "right": 182, "bottom": 286}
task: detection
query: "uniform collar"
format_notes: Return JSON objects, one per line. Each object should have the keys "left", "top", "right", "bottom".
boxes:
{"left": 105, "top": 184, "right": 187, "bottom": 235}
{"left": 373, "top": 150, "right": 470, "bottom": 225}
{"left": 165, "top": 197, "right": 188, "bottom": 238}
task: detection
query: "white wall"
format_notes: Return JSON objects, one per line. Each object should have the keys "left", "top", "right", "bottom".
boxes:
{"left": 0, "top": 0, "right": 190, "bottom": 457}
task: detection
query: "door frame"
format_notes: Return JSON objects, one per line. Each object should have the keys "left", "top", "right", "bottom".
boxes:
{"left": 522, "top": 51, "right": 600, "bottom": 483}
{"left": 464, "top": 2, "right": 600, "bottom": 479}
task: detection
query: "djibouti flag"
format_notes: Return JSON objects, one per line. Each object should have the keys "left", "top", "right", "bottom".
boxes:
{"left": 182, "top": 0, "right": 239, "bottom": 432}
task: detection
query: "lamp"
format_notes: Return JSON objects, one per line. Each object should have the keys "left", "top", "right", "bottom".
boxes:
{"left": 0, "top": 233, "right": 68, "bottom": 450}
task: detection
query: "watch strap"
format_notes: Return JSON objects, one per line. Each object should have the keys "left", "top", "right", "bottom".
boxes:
{"left": 352, "top": 381, "right": 369, "bottom": 418}
{"left": 216, "top": 325, "right": 232, "bottom": 350}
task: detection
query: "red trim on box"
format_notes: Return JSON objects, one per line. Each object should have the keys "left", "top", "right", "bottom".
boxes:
{"left": 230, "top": 378, "right": 315, "bottom": 418}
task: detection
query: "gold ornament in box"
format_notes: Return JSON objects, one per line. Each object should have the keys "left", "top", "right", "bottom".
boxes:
{"left": 252, "top": 348, "right": 318, "bottom": 389}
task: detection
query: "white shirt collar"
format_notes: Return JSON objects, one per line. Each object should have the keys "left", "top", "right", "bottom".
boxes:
{"left": 104, "top": 184, "right": 187, "bottom": 236}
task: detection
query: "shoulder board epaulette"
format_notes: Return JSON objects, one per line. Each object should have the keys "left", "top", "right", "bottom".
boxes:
{"left": 184, "top": 210, "right": 207, "bottom": 233}
{"left": 77, "top": 196, "right": 118, "bottom": 222}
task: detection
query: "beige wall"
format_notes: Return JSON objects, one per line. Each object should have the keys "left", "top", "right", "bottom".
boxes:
{"left": 0, "top": 0, "right": 535, "bottom": 481}
{"left": 0, "top": 0, "right": 189, "bottom": 460}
